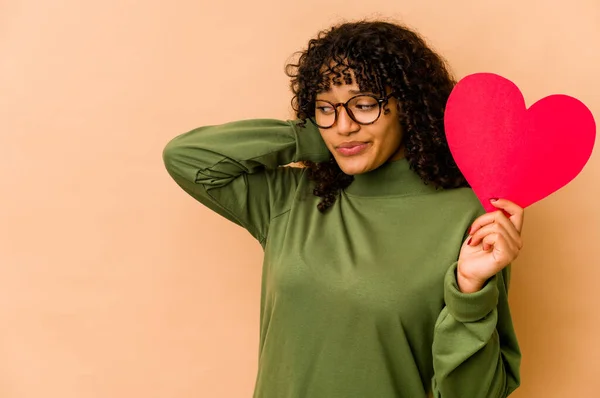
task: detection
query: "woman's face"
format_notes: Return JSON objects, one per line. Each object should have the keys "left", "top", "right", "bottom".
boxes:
{"left": 315, "top": 81, "right": 405, "bottom": 176}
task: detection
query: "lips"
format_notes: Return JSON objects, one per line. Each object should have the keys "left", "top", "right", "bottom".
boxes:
{"left": 335, "top": 141, "right": 370, "bottom": 156}
{"left": 337, "top": 141, "right": 368, "bottom": 148}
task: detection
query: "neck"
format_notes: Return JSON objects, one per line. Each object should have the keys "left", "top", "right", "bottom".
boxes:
{"left": 344, "top": 157, "right": 437, "bottom": 197}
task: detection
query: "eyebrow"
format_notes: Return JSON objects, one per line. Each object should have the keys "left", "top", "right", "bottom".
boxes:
{"left": 316, "top": 89, "right": 372, "bottom": 99}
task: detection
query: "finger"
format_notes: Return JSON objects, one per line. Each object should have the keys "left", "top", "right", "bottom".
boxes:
{"left": 490, "top": 198, "right": 525, "bottom": 233}
{"left": 469, "top": 208, "right": 518, "bottom": 239}
{"left": 482, "top": 233, "right": 519, "bottom": 265}
{"left": 468, "top": 212, "right": 498, "bottom": 236}
{"left": 470, "top": 222, "right": 520, "bottom": 253}
{"left": 485, "top": 210, "right": 522, "bottom": 248}
{"left": 481, "top": 231, "right": 498, "bottom": 252}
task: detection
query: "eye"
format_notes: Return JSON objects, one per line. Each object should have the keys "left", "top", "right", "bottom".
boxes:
{"left": 355, "top": 103, "right": 377, "bottom": 111}
{"left": 315, "top": 101, "right": 335, "bottom": 115}
{"left": 349, "top": 95, "right": 379, "bottom": 112}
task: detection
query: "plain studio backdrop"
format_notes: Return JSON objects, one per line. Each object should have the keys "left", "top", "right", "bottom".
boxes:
{"left": 1, "top": 1, "right": 599, "bottom": 397}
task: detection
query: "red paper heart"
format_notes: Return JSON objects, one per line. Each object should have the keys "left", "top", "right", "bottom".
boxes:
{"left": 445, "top": 73, "right": 596, "bottom": 212}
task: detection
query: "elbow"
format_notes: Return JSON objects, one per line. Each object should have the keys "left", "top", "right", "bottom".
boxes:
{"left": 162, "top": 135, "right": 186, "bottom": 179}
{"left": 162, "top": 135, "right": 183, "bottom": 172}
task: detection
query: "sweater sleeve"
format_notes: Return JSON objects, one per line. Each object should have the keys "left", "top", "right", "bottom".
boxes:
{"left": 431, "top": 262, "right": 521, "bottom": 397}
{"left": 162, "top": 118, "right": 330, "bottom": 245}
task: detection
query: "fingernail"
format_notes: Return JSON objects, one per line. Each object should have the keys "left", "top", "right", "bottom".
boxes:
{"left": 490, "top": 198, "right": 499, "bottom": 202}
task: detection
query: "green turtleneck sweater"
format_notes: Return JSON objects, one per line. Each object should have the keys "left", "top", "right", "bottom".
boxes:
{"left": 162, "top": 118, "right": 521, "bottom": 398}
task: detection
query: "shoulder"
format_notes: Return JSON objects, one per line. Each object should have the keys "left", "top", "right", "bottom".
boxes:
{"left": 439, "top": 186, "right": 481, "bottom": 205}
{"left": 435, "top": 186, "right": 486, "bottom": 219}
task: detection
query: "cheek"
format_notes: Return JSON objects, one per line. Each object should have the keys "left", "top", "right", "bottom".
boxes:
{"left": 375, "top": 126, "right": 400, "bottom": 148}
{"left": 373, "top": 130, "right": 402, "bottom": 160}
{"left": 389, "top": 128, "right": 402, "bottom": 147}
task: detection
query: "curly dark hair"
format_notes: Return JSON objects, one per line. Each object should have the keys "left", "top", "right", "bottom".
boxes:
{"left": 285, "top": 20, "right": 468, "bottom": 212}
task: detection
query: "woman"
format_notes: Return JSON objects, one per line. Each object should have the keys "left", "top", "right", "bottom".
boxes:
{"left": 163, "top": 20, "right": 523, "bottom": 398}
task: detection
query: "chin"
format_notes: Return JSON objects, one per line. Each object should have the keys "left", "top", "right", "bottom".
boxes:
{"left": 336, "top": 156, "right": 377, "bottom": 175}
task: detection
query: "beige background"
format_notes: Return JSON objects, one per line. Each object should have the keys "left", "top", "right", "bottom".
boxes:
{"left": 2, "top": 0, "right": 599, "bottom": 397}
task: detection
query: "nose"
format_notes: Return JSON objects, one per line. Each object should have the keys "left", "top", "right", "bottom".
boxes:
{"left": 335, "top": 106, "right": 360, "bottom": 136}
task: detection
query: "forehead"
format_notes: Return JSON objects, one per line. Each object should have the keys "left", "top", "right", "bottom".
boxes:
{"left": 316, "top": 60, "right": 380, "bottom": 95}
{"left": 318, "top": 85, "right": 363, "bottom": 98}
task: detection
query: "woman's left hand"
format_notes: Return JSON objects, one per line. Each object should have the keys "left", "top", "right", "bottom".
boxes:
{"left": 457, "top": 198, "right": 525, "bottom": 293}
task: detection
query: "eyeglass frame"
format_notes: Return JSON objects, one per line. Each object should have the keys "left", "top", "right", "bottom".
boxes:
{"left": 311, "top": 92, "right": 398, "bottom": 129}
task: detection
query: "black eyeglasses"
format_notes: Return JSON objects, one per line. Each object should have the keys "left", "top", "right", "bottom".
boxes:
{"left": 312, "top": 92, "right": 397, "bottom": 129}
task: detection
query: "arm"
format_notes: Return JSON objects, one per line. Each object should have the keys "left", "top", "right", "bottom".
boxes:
{"left": 162, "top": 118, "right": 330, "bottom": 244}
{"left": 431, "top": 262, "right": 521, "bottom": 398}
